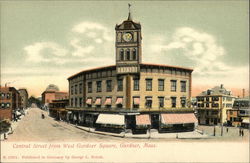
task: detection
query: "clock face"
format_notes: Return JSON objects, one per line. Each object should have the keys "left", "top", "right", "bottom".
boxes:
{"left": 123, "top": 32, "right": 132, "bottom": 42}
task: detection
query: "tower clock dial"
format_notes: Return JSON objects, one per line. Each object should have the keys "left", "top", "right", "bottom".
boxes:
{"left": 123, "top": 32, "right": 132, "bottom": 42}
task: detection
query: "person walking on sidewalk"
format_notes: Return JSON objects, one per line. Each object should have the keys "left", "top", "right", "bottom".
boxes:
{"left": 241, "top": 130, "right": 244, "bottom": 137}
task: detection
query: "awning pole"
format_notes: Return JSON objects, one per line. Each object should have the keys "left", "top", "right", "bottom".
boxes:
{"left": 123, "top": 116, "right": 126, "bottom": 138}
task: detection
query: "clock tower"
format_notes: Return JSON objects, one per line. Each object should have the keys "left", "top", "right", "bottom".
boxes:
{"left": 115, "top": 5, "right": 142, "bottom": 74}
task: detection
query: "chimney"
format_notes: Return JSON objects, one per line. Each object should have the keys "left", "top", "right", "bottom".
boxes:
{"left": 242, "top": 89, "right": 245, "bottom": 98}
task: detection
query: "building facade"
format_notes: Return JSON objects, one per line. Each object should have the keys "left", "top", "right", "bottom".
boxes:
{"left": 18, "top": 88, "right": 29, "bottom": 109}
{"left": 67, "top": 10, "right": 197, "bottom": 133}
{"left": 196, "top": 85, "right": 236, "bottom": 125}
{"left": 41, "top": 84, "right": 68, "bottom": 109}
{"left": 0, "top": 86, "right": 21, "bottom": 121}
{"left": 226, "top": 98, "right": 249, "bottom": 128}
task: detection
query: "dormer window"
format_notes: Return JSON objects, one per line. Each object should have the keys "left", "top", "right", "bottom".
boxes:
{"left": 120, "top": 49, "right": 124, "bottom": 61}
{"left": 132, "top": 49, "right": 136, "bottom": 60}
{"left": 126, "top": 49, "right": 130, "bottom": 60}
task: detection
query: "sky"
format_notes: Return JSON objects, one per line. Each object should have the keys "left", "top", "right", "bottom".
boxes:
{"left": 0, "top": 1, "right": 249, "bottom": 97}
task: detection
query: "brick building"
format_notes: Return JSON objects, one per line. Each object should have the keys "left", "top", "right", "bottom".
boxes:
{"left": 41, "top": 84, "right": 68, "bottom": 109}
{"left": 66, "top": 9, "right": 197, "bottom": 133}
{"left": 18, "top": 88, "right": 29, "bottom": 109}
{"left": 196, "top": 85, "right": 236, "bottom": 126}
{"left": 0, "top": 86, "right": 21, "bottom": 121}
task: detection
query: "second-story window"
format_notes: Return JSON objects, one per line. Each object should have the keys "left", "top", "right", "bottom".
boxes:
{"left": 96, "top": 81, "right": 102, "bottom": 92}
{"left": 158, "top": 79, "right": 164, "bottom": 91}
{"left": 117, "top": 79, "right": 123, "bottom": 91}
{"left": 171, "top": 80, "right": 177, "bottom": 92}
{"left": 79, "top": 83, "right": 82, "bottom": 94}
{"left": 145, "top": 97, "right": 152, "bottom": 108}
{"left": 181, "top": 97, "right": 186, "bottom": 107}
{"left": 71, "top": 98, "right": 73, "bottom": 106}
{"left": 75, "top": 84, "right": 78, "bottom": 94}
{"left": 71, "top": 86, "right": 73, "bottom": 95}
{"left": 181, "top": 81, "right": 186, "bottom": 92}
{"left": 75, "top": 98, "right": 78, "bottom": 107}
{"left": 158, "top": 97, "right": 164, "bottom": 108}
{"left": 79, "top": 97, "right": 82, "bottom": 107}
{"left": 146, "top": 79, "right": 152, "bottom": 91}
{"left": 133, "top": 79, "right": 139, "bottom": 91}
{"left": 171, "top": 97, "right": 176, "bottom": 108}
{"left": 106, "top": 80, "right": 112, "bottom": 92}
{"left": 88, "top": 82, "right": 92, "bottom": 93}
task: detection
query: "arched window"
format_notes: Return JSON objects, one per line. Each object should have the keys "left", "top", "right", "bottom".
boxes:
{"left": 120, "top": 49, "right": 124, "bottom": 61}
{"left": 132, "top": 49, "right": 136, "bottom": 60}
{"left": 126, "top": 49, "right": 130, "bottom": 60}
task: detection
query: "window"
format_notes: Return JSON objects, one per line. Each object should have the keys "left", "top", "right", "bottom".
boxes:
{"left": 71, "top": 86, "right": 73, "bottom": 95}
{"left": 181, "top": 97, "right": 186, "bottom": 107}
{"left": 158, "top": 79, "right": 164, "bottom": 91}
{"left": 88, "top": 82, "right": 92, "bottom": 93}
{"left": 158, "top": 97, "right": 164, "bottom": 108}
{"left": 212, "top": 96, "right": 219, "bottom": 101}
{"left": 96, "top": 81, "right": 102, "bottom": 92}
{"left": 79, "top": 83, "right": 82, "bottom": 94}
{"left": 71, "top": 98, "right": 73, "bottom": 106}
{"left": 6, "top": 103, "right": 10, "bottom": 108}
{"left": 75, "top": 84, "right": 78, "bottom": 94}
{"left": 120, "top": 49, "right": 124, "bottom": 61}
{"left": 1, "top": 93, "right": 4, "bottom": 98}
{"left": 106, "top": 80, "right": 112, "bottom": 92}
{"left": 171, "top": 80, "right": 177, "bottom": 92}
{"left": 171, "top": 97, "right": 176, "bottom": 108}
{"left": 145, "top": 97, "right": 152, "bottom": 108}
{"left": 133, "top": 79, "right": 139, "bottom": 91}
{"left": 6, "top": 93, "right": 10, "bottom": 99}
{"left": 75, "top": 98, "right": 78, "bottom": 107}
{"left": 126, "top": 49, "right": 130, "bottom": 60}
{"left": 146, "top": 79, "right": 152, "bottom": 91}
{"left": 1, "top": 103, "right": 5, "bottom": 108}
{"left": 206, "top": 97, "right": 209, "bottom": 101}
{"left": 79, "top": 98, "right": 82, "bottom": 107}
{"left": 206, "top": 103, "right": 209, "bottom": 107}
{"left": 133, "top": 97, "right": 140, "bottom": 109}
{"left": 132, "top": 49, "right": 136, "bottom": 60}
{"left": 180, "top": 81, "right": 186, "bottom": 92}
{"left": 117, "top": 79, "right": 123, "bottom": 91}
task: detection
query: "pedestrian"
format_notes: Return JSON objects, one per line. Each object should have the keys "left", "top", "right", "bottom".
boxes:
{"left": 4, "top": 133, "right": 7, "bottom": 139}
{"left": 242, "top": 130, "right": 244, "bottom": 137}
{"left": 239, "top": 128, "right": 241, "bottom": 136}
{"left": 226, "top": 128, "right": 229, "bottom": 133}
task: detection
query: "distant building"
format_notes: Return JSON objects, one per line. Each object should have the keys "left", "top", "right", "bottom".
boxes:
{"left": 196, "top": 84, "right": 236, "bottom": 125}
{"left": 66, "top": 9, "right": 197, "bottom": 133}
{"left": 226, "top": 98, "right": 249, "bottom": 128}
{"left": 49, "top": 99, "right": 69, "bottom": 121}
{"left": 41, "top": 84, "right": 68, "bottom": 108}
{"left": 0, "top": 86, "right": 21, "bottom": 121}
{"left": 18, "top": 88, "right": 29, "bottom": 109}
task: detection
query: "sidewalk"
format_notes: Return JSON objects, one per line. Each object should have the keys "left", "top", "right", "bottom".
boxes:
{"left": 74, "top": 124, "right": 209, "bottom": 139}
{"left": 0, "top": 114, "right": 25, "bottom": 141}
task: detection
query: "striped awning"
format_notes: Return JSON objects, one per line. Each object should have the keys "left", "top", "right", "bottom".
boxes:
{"left": 86, "top": 98, "right": 92, "bottom": 105}
{"left": 136, "top": 114, "right": 151, "bottom": 125}
{"left": 242, "top": 118, "right": 249, "bottom": 123}
{"left": 96, "top": 114, "right": 124, "bottom": 125}
{"left": 116, "top": 98, "right": 123, "bottom": 105}
{"left": 133, "top": 98, "right": 140, "bottom": 105}
{"left": 161, "top": 113, "right": 198, "bottom": 124}
{"left": 95, "top": 98, "right": 101, "bottom": 105}
{"left": 104, "top": 98, "right": 112, "bottom": 105}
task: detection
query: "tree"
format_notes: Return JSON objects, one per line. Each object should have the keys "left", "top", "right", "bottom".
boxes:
{"left": 28, "top": 96, "right": 42, "bottom": 108}
{"left": 0, "top": 119, "right": 11, "bottom": 134}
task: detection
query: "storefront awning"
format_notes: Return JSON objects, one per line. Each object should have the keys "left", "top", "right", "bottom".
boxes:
{"left": 115, "top": 98, "right": 123, "bottom": 105}
{"left": 161, "top": 113, "right": 198, "bottom": 124}
{"left": 133, "top": 98, "right": 140, "bottom": 105}
{"left": 96, "top": 114, "right": 124, "bottom": 125}
{"left": 242, "top": 118, "right": 249, "bottom": 123}
{"left": 95, "top": 98, "right": 101, "bottom": 105}
{"left": 86, "top": 98, "right": 92, "bottom": 105}
{"left": 136, "top": 114, "right": 151, "bottom": 125}
{"left": 104, "top": 98, "right": 112, "bottom": 105}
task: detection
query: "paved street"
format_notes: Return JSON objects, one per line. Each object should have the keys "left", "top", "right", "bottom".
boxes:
{"left": 6, "top": 108, "right": 122, "bottom": 142}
